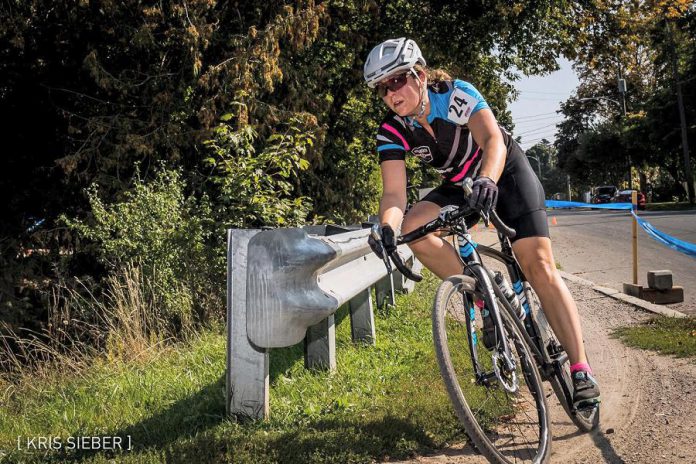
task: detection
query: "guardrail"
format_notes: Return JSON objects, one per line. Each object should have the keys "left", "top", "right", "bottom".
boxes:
{"left": 226, "top": 225, "right": 421, "bottom": 419}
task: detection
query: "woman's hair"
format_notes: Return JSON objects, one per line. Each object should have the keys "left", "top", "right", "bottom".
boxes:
{"left": 414, "top": 64, "right": 452, "bottom": 83}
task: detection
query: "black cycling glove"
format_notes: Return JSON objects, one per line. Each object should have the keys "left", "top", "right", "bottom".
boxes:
{"left": 469, "top": 176, "right": 498, "bottom": 215}
{"left": 368, "top": 224, "right": 397, "bottom": 259}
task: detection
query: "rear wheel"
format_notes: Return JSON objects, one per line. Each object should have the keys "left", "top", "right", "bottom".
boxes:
{"left": 433, "top": 275, "right": 551, "bottom": 464}
{"left": 527, "top": 284, "right": 600, "bottom": 432}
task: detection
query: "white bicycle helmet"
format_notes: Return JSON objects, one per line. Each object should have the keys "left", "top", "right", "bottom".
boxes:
{"left": 363, "top": 38, "right": 426, "bottom": 88}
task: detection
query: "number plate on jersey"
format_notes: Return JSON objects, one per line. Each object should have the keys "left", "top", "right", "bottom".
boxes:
{"left": 448, "top": 88, "right": 479, "bottom": 125}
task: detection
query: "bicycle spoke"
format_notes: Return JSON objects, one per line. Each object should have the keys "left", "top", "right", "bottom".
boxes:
{"left": 437, "top": 282, "right": 550, "bottom": 463}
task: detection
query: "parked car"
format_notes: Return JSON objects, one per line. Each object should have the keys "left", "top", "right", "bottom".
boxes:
{"left": 591, "top": 185, "right": 618, "bottom": 204}
{"left": 613, "top": 189, "right": 647, "bottom": 210}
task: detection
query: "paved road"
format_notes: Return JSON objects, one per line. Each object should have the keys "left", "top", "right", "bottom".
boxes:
{"left": 547, "top": 208, "right": 696, "bottom": 314}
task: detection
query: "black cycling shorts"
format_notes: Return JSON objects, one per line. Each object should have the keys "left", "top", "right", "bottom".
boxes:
{"left": 420, "top": 143, "right": 549, "bottom": 242}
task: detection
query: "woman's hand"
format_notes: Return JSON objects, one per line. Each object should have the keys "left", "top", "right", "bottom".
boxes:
{"left": 368, "top": 224, "right": 397, "bottom": 259}
{"left": 469, "top": 176, "right": 498, "bottom": 215}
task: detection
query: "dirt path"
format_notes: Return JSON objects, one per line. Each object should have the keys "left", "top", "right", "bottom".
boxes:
{"left": 391, "top": 280, "right": 696, "bottom": 464}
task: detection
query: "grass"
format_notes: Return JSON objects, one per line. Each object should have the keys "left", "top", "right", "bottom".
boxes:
{"left": 614, "top": 316, "right": 696, "bottom": 358}
{"left": 0, "top": 270, "right": 487, "bottom": 464}
{"left": 645, "top": 201, "right": 696, "bottom": 211}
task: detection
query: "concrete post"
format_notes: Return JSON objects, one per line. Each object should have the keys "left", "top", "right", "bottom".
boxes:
{"left": 226, "top": 229, "right": 268, "bottom": 420}
{"left": 304, "top": 315, "right": 337, "bottom": 370}
{"left": 375, "top": 273, "right": 395, "bottom": 309}
{"left": 349, "top": 288, "right": 376, "bottom": 344}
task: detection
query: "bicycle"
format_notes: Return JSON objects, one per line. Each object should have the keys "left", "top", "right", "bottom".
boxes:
{"left": 371, "top": 178, "right": 600, "bottom": 464}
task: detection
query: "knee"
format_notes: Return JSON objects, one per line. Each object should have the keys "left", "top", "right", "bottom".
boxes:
{"left": 524, "top": 257, "right": 558, "bottom": 286}
{"left": 407, "top": 234, "right": 434, "bottom": 255}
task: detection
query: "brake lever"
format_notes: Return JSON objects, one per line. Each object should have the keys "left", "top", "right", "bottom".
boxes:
{"left": 480, "top": 210, "right": 490, "bottom": 227}
{"left": 388, "top": 247, "right": 423, "bottom": 282}
{"left": 370, "top": 224, "right": 392, "bottom": 274}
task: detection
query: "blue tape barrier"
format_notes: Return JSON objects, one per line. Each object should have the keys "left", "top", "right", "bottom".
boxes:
{"left": 631, "top": 210, "right": 696, "bottom": 258}
{"left": 544, "top": 199, "right": 696, "bottom": 258}
{"left": 545, "top": 200, "right": 633, "bottom": 210}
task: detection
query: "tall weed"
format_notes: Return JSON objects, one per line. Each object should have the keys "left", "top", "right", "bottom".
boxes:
{"left": 0, "top": 264, "right": 172, "bottom": 381}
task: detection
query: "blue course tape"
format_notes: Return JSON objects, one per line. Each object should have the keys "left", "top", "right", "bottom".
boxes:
{"left": 545, "top": 199, "right": 696, "bottom": 259}
{"left": 631, "top": 210, "right": 696, "bottom": 258}
{"left": 545, "top": 200, "right": 633, "bottom": 210}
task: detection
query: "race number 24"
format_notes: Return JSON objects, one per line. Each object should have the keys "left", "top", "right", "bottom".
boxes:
{"left": 448, "top": 88, "right": 477, "bottom": 125}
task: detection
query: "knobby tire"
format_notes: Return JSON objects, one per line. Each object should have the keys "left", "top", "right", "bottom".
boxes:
{"left": 433, "top": 275, "right": 551, "bottom": 464}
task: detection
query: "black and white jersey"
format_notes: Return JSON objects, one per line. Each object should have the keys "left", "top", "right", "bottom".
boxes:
{"left": 376, "top": 79, "right": 514, "bottom": 184}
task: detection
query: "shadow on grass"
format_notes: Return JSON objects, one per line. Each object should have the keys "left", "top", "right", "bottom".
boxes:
{"left": 41, "top": 391, "right": 447, "bottom": 464}
{"left": 162, "top": 414, "right": 443, "bottom": 464}
{"left": 37, "top": 374, "right": 227, "bottom": 463}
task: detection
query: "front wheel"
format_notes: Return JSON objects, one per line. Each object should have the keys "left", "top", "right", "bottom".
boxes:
{"left": 433, "top": 275, "right": 551, "bottom": 464}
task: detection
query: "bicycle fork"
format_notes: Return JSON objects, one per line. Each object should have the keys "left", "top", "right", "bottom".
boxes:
{"left": 457, "top": 231, "right": 518, "bottom": 392}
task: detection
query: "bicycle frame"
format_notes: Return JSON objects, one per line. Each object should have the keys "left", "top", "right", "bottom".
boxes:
{"left": 446, "top": 217, "right": 522, "bottom": 387}
{"left": 438, "top": 215, "right": 568, "bottom": 392}
{"left": 476, "top": 235, "right": 578, "bottom": 410}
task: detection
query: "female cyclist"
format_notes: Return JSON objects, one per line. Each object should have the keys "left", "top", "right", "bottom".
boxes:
{"left": 364, "top": 37, "right": 600, "bottom": 408}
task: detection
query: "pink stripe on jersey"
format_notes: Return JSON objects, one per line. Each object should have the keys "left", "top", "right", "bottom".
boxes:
{"left": 449, "top": 148, "right": 481, "bottom": 182}
{"left": 381, "top": 123, "right": 410, "bottom": 151}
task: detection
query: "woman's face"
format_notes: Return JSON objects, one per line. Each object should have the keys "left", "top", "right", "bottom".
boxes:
{"left": 377, "top": 70, "right": 424, "bottom": 117}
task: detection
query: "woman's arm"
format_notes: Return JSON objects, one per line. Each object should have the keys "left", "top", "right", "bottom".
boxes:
{"left": 379, "top": 159, "right": 408, "bottom": 232}
{"left": 468, "top": 108, "right": 506, "bottom": 182}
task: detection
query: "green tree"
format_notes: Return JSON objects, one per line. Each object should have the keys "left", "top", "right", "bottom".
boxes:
{"left": 0, "top": 0, "right": 591, "bottom": 332}
{"left": 555, "top": 0, "right": 694, "bottom": 197}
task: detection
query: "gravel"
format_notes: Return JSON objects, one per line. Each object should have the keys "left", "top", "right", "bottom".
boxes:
{"left": 390, "top": 280, "right": 696, "bottom": 464}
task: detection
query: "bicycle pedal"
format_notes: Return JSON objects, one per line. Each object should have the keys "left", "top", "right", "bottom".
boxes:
{"left": 574, "top": 399, "right": 600, "bottom": 412}
{"left": 478, "top": 371, "right": 499, "bottom": 388}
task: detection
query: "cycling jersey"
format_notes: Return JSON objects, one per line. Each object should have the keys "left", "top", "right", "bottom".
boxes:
{"left": 376, "top": 79, "right": 515, "bottom": 184}
{"left": 375, "top": 79, "right": 549, "bottom": 241}
{"left": 422, "top": 142, "right": 549, "bottom": 242}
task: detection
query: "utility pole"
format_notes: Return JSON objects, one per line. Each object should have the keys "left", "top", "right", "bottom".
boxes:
{"left": 567, "top": 175, "right": 571, "bottom": 201}
{"left": 667, "top": 19, "right": 695, "bottom": 204}
{"left": 618, "top": 72, "right": 631, "bottom": 190}
{"left": 527, "top": 155, "right": 542, "bottom": 180}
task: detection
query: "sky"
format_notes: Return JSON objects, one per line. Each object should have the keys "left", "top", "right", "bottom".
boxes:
{"left": 508, "top": 58, "right": 580, "bottom": 150}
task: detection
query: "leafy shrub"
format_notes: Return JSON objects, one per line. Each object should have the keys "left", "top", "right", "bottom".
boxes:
{"left": 204, "top": 115, "right": 314, "bottom": 228}
{"left": 63, "top": 168, "right": 219, "bottom": 333}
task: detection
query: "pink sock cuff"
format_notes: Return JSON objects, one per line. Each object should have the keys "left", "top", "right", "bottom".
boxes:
{"left": 474, "top": 299, "right": 485, "bottom": 309}
{"left": 570, "top": 362, "right": 592, "bottom": 375}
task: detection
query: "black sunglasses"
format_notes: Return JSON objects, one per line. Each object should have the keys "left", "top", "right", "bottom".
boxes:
{"left": 375, "top": 72, "right": 411, "bottom": 98}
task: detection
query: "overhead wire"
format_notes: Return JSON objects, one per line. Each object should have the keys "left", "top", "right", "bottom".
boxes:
{"left": 513, "top": 114, "right": 565, "bottom": 125}
{"left": 510, "top": 111, "right": 558, "bottom": 120}
{"left": 516, "top": 122, "right": 562, "bottom": 136}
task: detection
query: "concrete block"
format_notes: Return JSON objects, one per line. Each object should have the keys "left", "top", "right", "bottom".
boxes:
{"left": 647, "top": 270, "right": 673, "bottom": 290}
{"left": 622, "top": 283, "right": 643, "bottom": 298}
{"left": 641, "top": 286, "right": 684, "bottom": 305}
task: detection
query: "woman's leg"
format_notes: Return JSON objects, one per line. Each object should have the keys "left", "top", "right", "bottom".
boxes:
{"left": 401, "top": 201, "right": 463, "bottom": 279}
{"left": 511, "top": 236, "right": 587, "bottom": 366}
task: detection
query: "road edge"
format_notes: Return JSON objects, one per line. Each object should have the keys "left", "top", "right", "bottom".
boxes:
{"left": 559, "top": 270, "right": 686, "bottom": 318}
